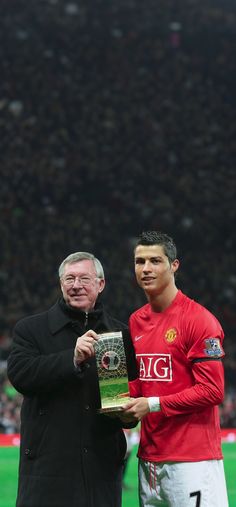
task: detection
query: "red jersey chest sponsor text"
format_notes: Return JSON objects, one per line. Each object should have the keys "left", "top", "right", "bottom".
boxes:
{"left": 137, "top": 353, "right": 172, "bottom": 381}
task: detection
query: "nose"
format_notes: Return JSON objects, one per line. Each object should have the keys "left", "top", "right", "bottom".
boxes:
{"left": 72, "top": 277, "right": 83, "bottom": 288}
{"left": 142, "top": 260, "right": 152, "bottom": 273}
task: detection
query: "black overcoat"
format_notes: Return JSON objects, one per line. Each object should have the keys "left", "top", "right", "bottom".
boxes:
{"left": 7, "top": 299, "right": 137, "bottom": 507}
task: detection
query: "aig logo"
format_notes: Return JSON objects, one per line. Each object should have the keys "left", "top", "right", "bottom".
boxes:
{"left": 137, "top": 354, "right": 172, "bottom": 381}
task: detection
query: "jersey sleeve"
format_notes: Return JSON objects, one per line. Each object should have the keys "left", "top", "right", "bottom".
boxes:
{"left": 160, "top": 306, "right": 225, "bottom": 416}
{"left": 128, "top": 378, "right": 142, "bottom": 398}
{"left": 160, "top": 359, "right": 224, "bottom": 416}
{"left": 184, "top": 304, "right": 225, "bottom": 362}
{"left": 128, "top": 313, "right": 142, "bottom": 397}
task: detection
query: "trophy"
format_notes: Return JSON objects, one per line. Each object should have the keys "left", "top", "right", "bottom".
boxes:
{"left": 94, "top": 331, "right": 131, "bottom": 413}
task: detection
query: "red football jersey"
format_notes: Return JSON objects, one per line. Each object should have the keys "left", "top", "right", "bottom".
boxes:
{"left": 129, "top": 290, "right": 225, "bottom": 462}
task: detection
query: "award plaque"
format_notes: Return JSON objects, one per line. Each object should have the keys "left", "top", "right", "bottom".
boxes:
{"left": 94, "top": 331, "right": 131, "bottom": 413}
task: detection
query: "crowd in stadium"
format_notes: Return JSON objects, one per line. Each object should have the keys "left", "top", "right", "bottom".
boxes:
{"left": 0, "top": 0, "right": 236, "bottom": 432}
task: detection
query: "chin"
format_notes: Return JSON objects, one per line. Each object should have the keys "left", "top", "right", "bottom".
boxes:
{"left": 142, "top": 282, "right": 156, "bottom": 290}
{"left": 69, "top": 300, "right": 84, "bottom": 309}
{"left": 143, "top": 285, "right": 157, "bottom": 294}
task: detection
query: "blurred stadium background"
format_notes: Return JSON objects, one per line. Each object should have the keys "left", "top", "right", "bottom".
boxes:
{"left": 0, "top": 0, "right": 235, "bottom": 504}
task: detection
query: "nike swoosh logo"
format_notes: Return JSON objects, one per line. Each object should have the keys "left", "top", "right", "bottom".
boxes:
{"left": 134, "top": 335, "right": 143, "bottom": 341}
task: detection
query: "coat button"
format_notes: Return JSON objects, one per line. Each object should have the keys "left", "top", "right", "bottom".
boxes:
{"left": 25, "top": 448, "right": 34, "bottom": 459}
{"left": 85, "top": 405, "right": 90, "bottom": 410}
{"left": 84, "top": 447, "right": 88, "bottom": 453}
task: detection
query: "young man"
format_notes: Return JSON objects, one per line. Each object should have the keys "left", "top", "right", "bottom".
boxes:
{"left": 7, "top": 252, "right": 137, "bottom": 507}
{"left": 123, "top": 231, "right": 229, "bottom": 507}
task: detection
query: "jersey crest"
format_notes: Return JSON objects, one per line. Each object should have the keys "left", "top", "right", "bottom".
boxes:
{"left": 165, "top": 328, "right": 177, "bottom": 343}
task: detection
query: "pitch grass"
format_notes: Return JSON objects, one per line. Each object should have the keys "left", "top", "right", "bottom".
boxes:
{"left": 0, "top": 444, "right": 235, "bottom": 507}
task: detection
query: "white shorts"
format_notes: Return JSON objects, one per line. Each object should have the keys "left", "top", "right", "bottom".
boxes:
{"left": 138, "top": 458, "right": 229, "bottom": 507}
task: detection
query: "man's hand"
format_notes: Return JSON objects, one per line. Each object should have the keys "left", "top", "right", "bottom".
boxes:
{"left": 74, "top": 330, "right": 99, "bottom": 365}
{"left": 122, "top": 397, "right": 150, "bottom": 421}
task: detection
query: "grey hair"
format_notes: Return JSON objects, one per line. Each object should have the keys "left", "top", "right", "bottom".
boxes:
{"left": 58, "top": 252, "right": 105, "bottom": 279}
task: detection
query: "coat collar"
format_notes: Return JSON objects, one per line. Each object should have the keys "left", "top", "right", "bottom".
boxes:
{"left": 48, "top": 301, "right": 72, "bottom": 334}
{"left": 48, "top": 299, "right": 103, "bottom": 334}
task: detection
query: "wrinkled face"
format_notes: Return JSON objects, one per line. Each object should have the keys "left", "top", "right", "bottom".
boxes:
{"left": 60, "top": 260, "right": 105, "bottom": 312}
{"left": 134, "top": 244, "right": 179, "bottom": 295}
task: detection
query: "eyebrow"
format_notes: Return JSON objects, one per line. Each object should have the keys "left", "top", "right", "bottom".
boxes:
{"left": 64, "top": 271, "right": 96, "bottom": 277}
{"left": 135, "top": 256, "right": 163, "bottom": 261}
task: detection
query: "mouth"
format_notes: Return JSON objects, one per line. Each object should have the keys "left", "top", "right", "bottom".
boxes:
{"left": 70, "top": 293, "right": 86, "bottom": 298}
{"left": 142, "top": 277, "right": 155, "bottom": 282}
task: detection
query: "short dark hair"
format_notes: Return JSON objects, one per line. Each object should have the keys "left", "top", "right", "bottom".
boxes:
{"left": 135, "top": 231, "right": 177, "bottom": 263}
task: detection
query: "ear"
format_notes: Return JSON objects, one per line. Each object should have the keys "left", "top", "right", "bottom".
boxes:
{"left": 171, "top": 259, "right": 180, "bottom": 274}
{"left": 98, "top": 278, "right": 105, "bottom": 294}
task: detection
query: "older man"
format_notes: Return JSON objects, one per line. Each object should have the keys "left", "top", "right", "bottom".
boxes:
{"left": 8, "top": 252, "right": 137, "bottom": 507}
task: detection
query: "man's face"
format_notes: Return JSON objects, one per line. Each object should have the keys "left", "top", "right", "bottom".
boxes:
{"left": 60, "top": 260, "right": 105, "bottom": 312}
{"left": 134, "top": 244, "right": 179, "bottom": 295}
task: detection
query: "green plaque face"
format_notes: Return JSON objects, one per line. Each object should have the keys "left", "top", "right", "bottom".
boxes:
{"left": 94, "top": 331, "right": 131, "bottom": 413}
